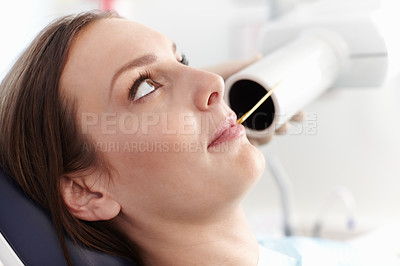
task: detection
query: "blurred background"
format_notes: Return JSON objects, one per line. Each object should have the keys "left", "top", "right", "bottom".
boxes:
{"left": 1, "top": 0, "right": 400, "bottom": 250}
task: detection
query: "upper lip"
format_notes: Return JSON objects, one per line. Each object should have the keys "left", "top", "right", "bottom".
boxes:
{"left": 208, "top": 113, "right": 237, "bottom": 148}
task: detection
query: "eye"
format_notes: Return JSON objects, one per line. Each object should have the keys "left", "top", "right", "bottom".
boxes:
{"left": 179, "top": 54, "right": 189, "bottom": 66}
{"left": 128, "top": 72, "right": 162, "bottom": 102}
{"left": 133, "top": 79, "right": 158, "bottom": 101}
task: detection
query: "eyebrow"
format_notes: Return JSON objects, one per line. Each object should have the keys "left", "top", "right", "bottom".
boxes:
{"left": 109, "top": 42, "right": 177, "bottom": 98}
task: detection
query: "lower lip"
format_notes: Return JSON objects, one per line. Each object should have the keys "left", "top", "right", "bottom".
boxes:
{"left": 208, "top": 123, "right": 246, "bottom": 149}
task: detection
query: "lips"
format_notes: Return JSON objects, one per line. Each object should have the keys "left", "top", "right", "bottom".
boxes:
{"left": 207, "top": 113, "right": 246, "bottom": 149}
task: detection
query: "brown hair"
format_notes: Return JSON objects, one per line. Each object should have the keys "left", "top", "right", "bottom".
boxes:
{"left": 0, "top": 10, "right": 141, "bottom": 265}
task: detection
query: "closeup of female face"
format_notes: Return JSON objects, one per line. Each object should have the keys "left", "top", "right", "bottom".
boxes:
{"left": 60, "top": 18, "right": 265, "bottom": 222}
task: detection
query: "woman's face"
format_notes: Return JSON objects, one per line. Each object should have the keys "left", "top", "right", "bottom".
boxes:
{"left": 61, "top": 18, "right": 265, "bottom": 221}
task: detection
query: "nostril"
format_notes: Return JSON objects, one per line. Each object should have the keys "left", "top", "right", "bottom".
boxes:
{"left": 207, "top": 92, "right": 218, "bottom": 106}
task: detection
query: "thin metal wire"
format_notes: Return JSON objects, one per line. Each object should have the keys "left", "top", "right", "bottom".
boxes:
{"left": 236, "top": 80, "right": 282, "bottom": 124}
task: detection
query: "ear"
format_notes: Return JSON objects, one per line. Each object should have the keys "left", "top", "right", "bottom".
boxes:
{"left": 60, "top": 174, "right": 121, "bottom": 221}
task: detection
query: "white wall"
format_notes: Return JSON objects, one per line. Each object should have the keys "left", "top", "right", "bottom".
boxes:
{"left": 0, "top": 0, "right": 98, "bottom": 79}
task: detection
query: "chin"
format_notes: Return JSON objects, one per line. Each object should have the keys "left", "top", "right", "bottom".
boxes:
{"left": 241, "top": 141, "right": 265, "bottom": 180}
{"left": 226, "top": 140, "right": 266, "bottom": 197}
{"left": 208, "top": 136, "right": 265, "bottom": 197}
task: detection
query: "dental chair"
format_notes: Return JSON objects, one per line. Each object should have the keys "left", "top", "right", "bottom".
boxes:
{"left": 0, "top": 167, "right": 136, "bottom": 266}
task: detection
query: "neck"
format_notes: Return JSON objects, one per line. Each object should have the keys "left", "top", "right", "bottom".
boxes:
{"left": 118, "top": 206, "right": 259, "bottom": 266}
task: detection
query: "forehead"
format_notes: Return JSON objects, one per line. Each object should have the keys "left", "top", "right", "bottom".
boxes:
{"left": 67, "top": 17, "right": 170, "bottom": 64}
{"left": 60, "top": 18, "right": 171, "bottom": 109}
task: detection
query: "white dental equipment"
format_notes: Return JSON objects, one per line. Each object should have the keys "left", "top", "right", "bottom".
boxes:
{"left": 265, "top": 155, "right": 296, "bottom": 236}
{"left": 312, "top": 187, "right": 357, "bottom": 238}
{"left": 225, "top": 1, "right": 387, "bottom": 139}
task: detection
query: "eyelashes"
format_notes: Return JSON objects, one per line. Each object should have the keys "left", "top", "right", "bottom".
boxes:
{"left": 128, "top": 54, "right": 189, "bottom": 103}
{"left": 179, "top": 54, "right": 189, "bottom": 66}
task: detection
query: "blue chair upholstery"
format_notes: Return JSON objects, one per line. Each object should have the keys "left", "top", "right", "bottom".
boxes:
{"left": 0, "top": 167, "right": 136, "bottom": 266}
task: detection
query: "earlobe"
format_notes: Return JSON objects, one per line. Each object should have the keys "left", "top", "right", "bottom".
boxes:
{"left": 60, "top": 175, "right": 121, "bottom": 221}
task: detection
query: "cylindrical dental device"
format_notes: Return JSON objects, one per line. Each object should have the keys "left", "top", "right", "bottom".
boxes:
{"left": 225, "top": 30, "right": 348, "bottom": 139}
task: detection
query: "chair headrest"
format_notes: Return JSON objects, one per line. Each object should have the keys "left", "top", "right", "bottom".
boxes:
{"left": 0, "top": 167, "right": 135, "bottom": 266}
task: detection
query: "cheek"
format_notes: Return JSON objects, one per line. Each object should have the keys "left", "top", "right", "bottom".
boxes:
{"left": 94, "top": 112, "right": 205, "bottom": 180}
{"left": 101, "top": 133, "right": 209, "bottom": 215}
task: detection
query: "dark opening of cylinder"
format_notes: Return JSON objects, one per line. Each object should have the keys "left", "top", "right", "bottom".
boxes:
{"left": 229, "top": 79, "right": 275, "bottom": 130}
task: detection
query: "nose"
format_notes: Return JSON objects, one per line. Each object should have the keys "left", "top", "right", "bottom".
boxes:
{"left": 189, "top": 68, "right": 225, "bottom": 111}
